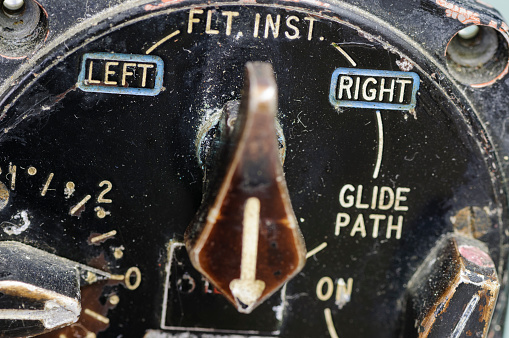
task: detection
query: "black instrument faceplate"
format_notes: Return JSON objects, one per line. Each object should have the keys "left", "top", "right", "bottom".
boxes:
{"left": 0, "top": 3, "right": 505, "bottom": 337}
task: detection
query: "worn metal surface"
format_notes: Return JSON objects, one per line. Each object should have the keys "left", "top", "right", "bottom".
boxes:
{"left": 405, "top": 234, "right": 500, "bottom": 337}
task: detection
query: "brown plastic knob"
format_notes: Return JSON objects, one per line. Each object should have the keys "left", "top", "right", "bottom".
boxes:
{"left": 185, "top": 62, "right": 306, "bottom": 313}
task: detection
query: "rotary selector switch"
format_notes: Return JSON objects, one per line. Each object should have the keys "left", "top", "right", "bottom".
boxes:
{"left": 186, "top": 62, "right": 306, "bottom": 313}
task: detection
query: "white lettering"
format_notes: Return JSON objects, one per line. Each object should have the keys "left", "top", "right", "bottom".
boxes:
{"left": 304, "top": 17, "right": 316, "bottom": 40}
{"left": 354, "top": 77, "right": 361, "bottom": 100}
{"left": 104, "top": 62, "right": 118, "bottom": 85}
{"left": 87, "top": 61, "right": 100, "bottom": 84}
{"left": 394, "top": 187, "right": 410, "bottom": 211}
{"left": 339, "top": 184, "right": 355, "bottom": 208}
{"left": 355, "top": 185, "right": 369, "bottom": 209}
{"left": 137, "top": 64, "right": 154, "bottom": 88}
{"left": 338, "top": 76, "right": 353, "bottom": 100}
{"left": 335, "top": 213, "right": 350, "bottom": 236}
{"left": 206, "top": 10, "right": 220, "bottom": 35}
{"left": 350, "top": 214, "right": 366, "bottom": 238}
{"left": 336, "top": 278, "right": 353, "bottom": 309}
{"left": 334, "top": 212, "right": 405, "bottom": 240}
{"left": 121, "top": 62, "right": 136, "bottom": 86}
{"left": 396, "top": 79, "right": 412, "bottom": 103}
{"left": 378, "top": 187, "right": 395, "bottom": 211}
{"left": 254, "top": 13, "right": 261, "bottom": 37}
{"left": 369, "top": 214, "right": 386, "bottom": 238}
{"left": 188, "top": 9, "right": 203, "bottom": 34}
{"left": 362, "top": 78, "right": 377, "bottom": 101}
{"left": 264, "top": 14, "right": 281, "bottom": 38}
{"left": 316, "top": 277, "right": 354, "bottom": 308}
{"left": 386, "top": 215, "right": 403, "bottom": 239}
{"left": 379, "top": 78, "right": 395, "bottom": 102}
{"left": 339, "top": 185, "right": 411, "bottom": 212}
{"left": 285, "top": 16, "right": 300, "bottom": 39}
{"left": 222, "top": 11, "right": 239, "bottom": 36}
{"left": 370, "top": 186, "right": 378, "bottom": 210}
{"left": 316, "top": 277, "right": 334, "bottom": 301}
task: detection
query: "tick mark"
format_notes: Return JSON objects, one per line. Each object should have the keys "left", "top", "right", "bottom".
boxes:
{"left": 41, "top": 173, "right": 54, "bottom": 196}
{"left": 8, "top": 164, "right": 16, "bottom": 191}
{"left": 84, "top": 308, "right": 109, "bottom": 324}
{"left": 332, "top": 43, "right": 357, "bottom": 67}
{"left": 306, "top": 242, "right": 328, "bottom": 258}
{"left": 90, "top": 230, "right": 117, "bottom": 244}
{"left": 27, "top": 167, "right": 37, "bottom": 176}
{"left": 70, "top": 195, "right": 91, "bottom": 216}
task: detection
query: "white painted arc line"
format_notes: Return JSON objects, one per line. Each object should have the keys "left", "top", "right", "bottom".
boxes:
{"left": 332, "top": 43, "right": 357, "bottom": 67}
{"left": 373, "top": 111, "right": 384, "bottom": 179}
{"left": 306, "top": 242, "right": 328, "bottom": 258}
{"left": 324, "top": 308, "right": 340, "bottom": 338}
{"left": 146, "top": 30, "right": 181, "bottom": 54}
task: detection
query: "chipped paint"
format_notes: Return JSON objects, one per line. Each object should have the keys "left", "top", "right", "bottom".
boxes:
{"left": 396, "top": 57, "right": 414, "bottom": 72}
{"left": 436, "top": 0, "right": 481, "bottom": 25}
{"left": 2, "top": 210, "right": 30, "bottom": 235}
{"left": 411, "top": 236, "right": 500, "bottom": 337}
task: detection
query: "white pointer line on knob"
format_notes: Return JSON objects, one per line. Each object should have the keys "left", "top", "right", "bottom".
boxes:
{"left": 229, "top": 197, "right": 266, "bottom": 307}
{"left": 240, "top": 197, "right": 261, "bottom": 281}
{"left": 451, "top": 294, "right": 480, "bottom": 338}
{"left": 0, "top": 305, "right": 77, "bottom": 329}
{"left": 0, "top": 282, "right": 80, "bottom": 330}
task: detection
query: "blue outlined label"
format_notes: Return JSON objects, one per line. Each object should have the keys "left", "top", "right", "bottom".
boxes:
{"left": 329, "top": 68, "right": 420, "bottom": 110}
{"left": 78, "top": 53, "right": 164, "bottom": 96}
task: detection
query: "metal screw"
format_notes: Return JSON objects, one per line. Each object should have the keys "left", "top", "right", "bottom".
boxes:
{"left": 458, "top": 25, "right": 480, "bottom": 40}
{"left": 2, "top": 0, "right": 24, "bottom": 11}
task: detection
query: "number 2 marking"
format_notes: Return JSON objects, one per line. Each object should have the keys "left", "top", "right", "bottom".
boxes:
{"left": 97, "top": 180, "right": 113, "bottom": 203}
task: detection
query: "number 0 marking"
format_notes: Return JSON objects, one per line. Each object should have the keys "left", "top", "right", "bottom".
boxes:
{"left": 316, "top": 277, "right": 334, "bottom": 301}
{"left": 125, "top": 267, "right": 142, "bottom": 290}
{"left": 97, "top": 180, "right": 113, "bottom": 203}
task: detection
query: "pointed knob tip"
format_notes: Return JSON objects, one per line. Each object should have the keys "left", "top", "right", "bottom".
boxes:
{"left": 230, "top": 278, "right": 266, "bottom": 313}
